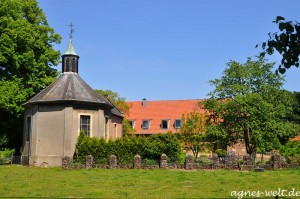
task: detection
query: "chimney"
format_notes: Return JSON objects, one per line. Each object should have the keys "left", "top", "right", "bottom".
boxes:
{"left": 142, "top": 98, "right": 147, "bottom": 106}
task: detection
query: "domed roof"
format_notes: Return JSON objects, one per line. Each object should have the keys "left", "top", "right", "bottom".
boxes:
{"left": 24, "top": 72, "right": 112, "bottom": 107}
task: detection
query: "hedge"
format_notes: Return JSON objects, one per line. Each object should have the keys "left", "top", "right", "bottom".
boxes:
{"left": 74, "top": 132, "right": 182, "bottom": 165}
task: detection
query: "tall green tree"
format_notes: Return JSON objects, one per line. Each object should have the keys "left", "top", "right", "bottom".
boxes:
{"left": 288, "top": 92, "right": 300, "bottom": 125}
{"left": 258, "top": 16, "right": 300, "bottom": 74}
{"left": 179, "top": 111, "right": 206, "bottom": 158}
{"left": 0, "top": 0, "right": 61, "bottom": 150}
{"left": 203, "top": 57, "right": 299, "bottom": 158}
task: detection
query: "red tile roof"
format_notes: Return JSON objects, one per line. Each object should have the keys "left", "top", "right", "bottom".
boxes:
{"left": 292, "top": 135, "right": 300, "bottom": 141}
{"left": 126, "top": 99, "right": 206, "bottom": 134}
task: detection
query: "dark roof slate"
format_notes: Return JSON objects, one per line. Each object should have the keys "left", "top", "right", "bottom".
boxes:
{"left": 25, "top": 72, "right": 112, "bottom": 107}
{"left": 105, "top": 98, "right": 124, "bottom": 118}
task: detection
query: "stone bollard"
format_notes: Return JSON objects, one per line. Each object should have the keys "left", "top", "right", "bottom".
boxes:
{"left": 211, "top": 154, "right": 219, "bottom": 169}
{"left": 272, "top": 153, "right": 281, "bottom": 169}
{"left": 225, "top": 151, "right": 237, "bottom": 168}
{"left": 134, "top": 154, "right": 141, "bottom": 169}
{"left": 86, "top": 155, "right": 94, "bottom": 169}
{"left": 243, "top": 154, "right": 253, "bottom": 165}
{"left": 160, "top": 154, "right": 168, "bottom": 168}
{"left": 62, "top": 156, "right": 71, "bottom": 169}
{"left": 110, "top": 155, "right": 118, "bottom": 168}
{"left": 280, "top": 156, "right": 287, "bottom": 168}
{"left": 185, "top": 154, "right": 193, "bottom": 170}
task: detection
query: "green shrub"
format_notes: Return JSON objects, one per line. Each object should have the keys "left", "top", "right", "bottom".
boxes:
{"left": 280, "top": 141, "right": 300, "bottom": 163}
{"left": 288, "top": 154, "right": 300, "bottom": 164}
{"left": 280, "top": 141, "right": 300, "bottom": 157}
{"left": 142, "top": 158, "right": 159, "bottom": 166}
{"left": 216, "top": 149, "right": 226, "bottom": 157}
{"left": 198, "top": 154, "right": 211, "bottom": 164}
{"left": 0, "top": 149, "right": 15, "bottom": 164}
{"left": 146, "top": 133, "right": 182, "bottom": 163}
{"left": 74, "top": 132, "right": 182, "bottom": 164}
{"left": 0, "top": 149, "right": 15, "bottom": 158}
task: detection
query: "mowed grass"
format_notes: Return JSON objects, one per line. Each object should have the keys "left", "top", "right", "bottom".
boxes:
{"left": 0, "top": 165, "right": 299, "bottom": 198}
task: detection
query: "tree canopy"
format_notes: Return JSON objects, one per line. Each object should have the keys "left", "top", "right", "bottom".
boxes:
{"left": 258, "top": 16, "right": 300, "bottom": 74}
{"left": 0, "top": 0, "right": 61, "bottom": 149}
{"left": 95, "top": 89, "right": 134, "bottom": 135}
{"left": 179, "top": 111, "right": 207, "bottom": 158}
{"left": 203, "top": 57, "right": 299, "bottom": 157}
{"left": 95, "top": 89, "right": 130, "bottom": 116}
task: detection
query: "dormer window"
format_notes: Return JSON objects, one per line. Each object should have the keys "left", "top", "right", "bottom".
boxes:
{"left": 174, "top": 119, "right": 182, "bottom": 129}
{"left": 128, "top": 120, "right": 135, "bottom": 129}
{"left": 142, "top": 120, "right": 150, "bottom": 129}
{"left": 161, "top": 119, "right": 169, "bottom": 129}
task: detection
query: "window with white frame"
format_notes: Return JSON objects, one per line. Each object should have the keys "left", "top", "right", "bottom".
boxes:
{"left": 142, "top": 120, "right": 150, "bottom": 129}
{"left": 80, "top": 115, "right": 90, "bottom": 136}
{"left": 161, "top": 119, "right": 169, "bottom": 129}
{"left": 128, "top": 120, "right": 135, "bottom": 129}
{"left": 174, "top": 119, "right": 182, "bottom": 129}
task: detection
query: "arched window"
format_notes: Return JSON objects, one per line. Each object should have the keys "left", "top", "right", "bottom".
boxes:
{"left": 66, "top": 58, "right": 70, "bottom": 72}
{"left": 72, "top": 58, "right": 77, "bottom": 72}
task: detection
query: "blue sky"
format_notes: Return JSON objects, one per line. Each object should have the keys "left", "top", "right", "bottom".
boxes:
{"left": 39, "top": 0, "right": 300, "bottom": 101}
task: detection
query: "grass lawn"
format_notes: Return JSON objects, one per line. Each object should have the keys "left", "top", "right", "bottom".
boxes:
{"left": 0, "top": 165, "right": 299, "bottom": 198}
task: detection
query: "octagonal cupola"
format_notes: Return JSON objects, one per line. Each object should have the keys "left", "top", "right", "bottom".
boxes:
{"left": 62, "top": 39, "right": 80, "bottom": 73}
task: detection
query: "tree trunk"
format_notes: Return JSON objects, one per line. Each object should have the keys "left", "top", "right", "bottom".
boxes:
{"left": 243, "top": 125, "right": 251, "bottom": 155}
{"left": 244, "top": 126, "right": 257, "bottom": 164}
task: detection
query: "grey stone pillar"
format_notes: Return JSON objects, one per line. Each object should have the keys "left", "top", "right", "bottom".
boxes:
{"left": 225, "top": 151, "right": 237, "bottom": 167}
{"left": 243, "top": 154, "right": 253, "bottom": 165}
{"left": 160, "top": 154, "right": 168, "bottom": 168}
{"left": 134, "top": 154, "right": 141, "bottom": 169}
{"left": 85, "top": 155, "right": 94, "bottom": 169}
{"left": 62, "top": 156, "right": 71, "bottom": 169}
{"left": 211, "top": 154, "right": 219, "bottom": 169}
{"left": 110, "top": 155, "right": 117, "bottom": 168}
{"left": 185, "top": 154, "right": 193, "bottom": 170}
{"left": 272, "top": 153, "right": 281, "bottom": 169}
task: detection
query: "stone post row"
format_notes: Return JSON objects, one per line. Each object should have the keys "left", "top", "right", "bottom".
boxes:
{"left": 134, "top": 154, "right": 141, "bottom": 169}
{"left": 110, "top": 155, "right": 118, "bottom": 168}
{"left": 86, "top": 155, "right": 94, "bottom": 169}
{"left": 185, "top": 154, "right": 193, "bottom": 170}
{"left": 160, "top": 154, "right": 168, "bottom": 168}
{"left": 62, "top": 156, "right": 71, "bottom": 169}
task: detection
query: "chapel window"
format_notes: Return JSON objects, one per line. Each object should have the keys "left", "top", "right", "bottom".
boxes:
{"left": 80, "top": 115, "right": 90, "bottom": 136}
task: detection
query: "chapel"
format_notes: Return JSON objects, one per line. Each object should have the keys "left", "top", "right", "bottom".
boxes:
{"left": 21, "top": 34, "right": 123, "bottom": 167}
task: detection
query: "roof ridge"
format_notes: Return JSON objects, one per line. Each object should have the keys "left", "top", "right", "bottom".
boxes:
{"left": 126, "top": 99, "right": 205, "bottom": 103}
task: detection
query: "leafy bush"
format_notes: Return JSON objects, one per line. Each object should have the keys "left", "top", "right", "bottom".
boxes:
{"left": 0, "top": 149, "right": 15, "bottom": 158}
{"left": 216, "top": 149, "right": 227, "bottom": 157}
{"left": 0, "top": 149, "right": 15, "bottom": 164}
{"left": 142, "top": 158, "right": 159, "bottom": 166}
{"left": 288, "top": 154, "right": 300, "bottom": 164}
{"left": 74, "top": 132, "right": 182, "bottom": 164}
{"left": 280, "top": 141, "right": 300, "bottom": 163}
{"left": 146, "top": 133, "right": 182, "bottom": 163}
{"left": 197, "top": 154, "right": 211, "bottom": 164}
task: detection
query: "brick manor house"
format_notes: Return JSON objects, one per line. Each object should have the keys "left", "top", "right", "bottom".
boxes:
{"left": 126, "top": 98, "right": 205, "bottom": 135}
